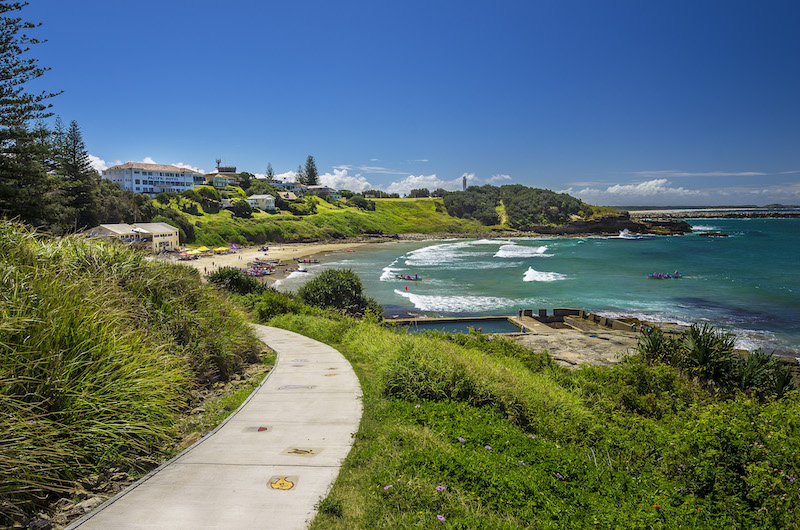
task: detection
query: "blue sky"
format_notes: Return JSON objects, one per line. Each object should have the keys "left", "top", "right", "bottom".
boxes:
{"left": 26, "top": 0, "right": 800, "bottom": 206}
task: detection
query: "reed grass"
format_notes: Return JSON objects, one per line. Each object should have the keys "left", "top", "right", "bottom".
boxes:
{"left": 0, "top": 220, "right": 262, "bottom": 519}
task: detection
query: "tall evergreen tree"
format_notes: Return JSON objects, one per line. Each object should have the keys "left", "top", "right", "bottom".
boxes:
{"left": 295, "top": 164, "right": 306, "bottom": 185}
{"left": 57, "top": 120, "right": 98, "bottom": 229}
{"left": 304, "top": 155, "right": 318, "bottom": 186}
{"left": 0, "top": 1, "right": 59, "bottom": 226}
{"left": 266, "top": 162, "right": 274, "bottom": 181}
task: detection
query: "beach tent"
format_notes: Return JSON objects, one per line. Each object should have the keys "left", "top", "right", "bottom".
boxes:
{"left": 214, "top": 247, "right": 229, "bottom": 253}
{"left": 195, "top": 246, "right": 211, "bottom": 252}
{"left": 228, "top": 244, "right": 240, "bottom": 249}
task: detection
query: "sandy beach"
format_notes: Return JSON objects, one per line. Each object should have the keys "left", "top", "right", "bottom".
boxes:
{"left": 164, "top": 241, "right": 375, "bottom": 284}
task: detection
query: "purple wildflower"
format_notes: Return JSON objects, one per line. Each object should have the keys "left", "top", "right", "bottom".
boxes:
{"left": 384, "top": 484, "right": 393, "bottom": 490}
{"left": 553, "top": 472, "right": 564, "bottom": 480}
{"left": 415, "top": 404, "right": 421, "bottom": 409}
{"left": 458, "top": 437, "right": 465, "bottom": 443}
{"left": 436, "top": 486, "right": 446, "bottom": 491}
{"left": 485, "top": 445, "right": 492, "bottom": 450}
{"left": 528, "top": 434, "right": 536, "bottom": 439}
{"left": 437, "top": 515, "right": 446, "bottom": 522}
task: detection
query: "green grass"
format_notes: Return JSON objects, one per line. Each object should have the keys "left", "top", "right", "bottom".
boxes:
{"left": 263, "top": 312, "right": 800, "bottom": 529}
{"left": 0, "top": 220, "right": 263, "bottom": 521}
{"left": 163, "top": 196, "right": 508, "bottom": 246}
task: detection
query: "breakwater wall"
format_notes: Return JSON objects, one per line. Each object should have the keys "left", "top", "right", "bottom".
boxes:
{"left": 629, "top": 209, "right": 800, "bottom": 219}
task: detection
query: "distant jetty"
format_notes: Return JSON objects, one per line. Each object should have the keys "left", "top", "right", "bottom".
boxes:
{"left": 628, "top": 207, "right": 800, "bottom": 219}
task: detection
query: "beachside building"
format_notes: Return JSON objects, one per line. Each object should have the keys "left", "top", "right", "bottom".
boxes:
{"left": 102, "top": 163, "right": 201, "bottom": 195}
{"left": 306, "top": 185, "right": 341, "bottom": 201}
{"left": 83, "top": 222, "right": 180, "bottom": 253}
{"left": 246, "top": 194, "right": 276, "bottom": 210}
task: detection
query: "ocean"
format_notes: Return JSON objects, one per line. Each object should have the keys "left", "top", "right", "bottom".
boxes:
{"left": 276, "top": 218, "right": 800, "bottom": 357}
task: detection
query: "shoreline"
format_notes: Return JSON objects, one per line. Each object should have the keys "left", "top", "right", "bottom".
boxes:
{"left": 160, "top": 240, "right": 380, "bottom": 284}
{"left": 158, "top": 232, "right": 798, "bottom": 361}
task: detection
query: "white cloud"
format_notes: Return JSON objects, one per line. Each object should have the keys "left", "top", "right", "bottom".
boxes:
{"left": 172, "top": 161, "right": 205, "bottom": 174}
{"left": 632, "top": 170, "right": 767, "bottom": 178}
{"left": 385, "top": 174, "right": 465, "bottom": 196}
{"left": 333, "top": 164, "right": 410, "bottom": 175}
{"left": 318, "top": 169, "right": 373, "bottom": 192}
{"left": 142, "top": 156, "right": 157, "bottom": 165}
{"left": 88, "top": 154, "right": 107, "bottom": 172}
{"left": 487, "top": 173, "right": 512, "bottom": 183}
{"left": 562, "top": 178, "right": 704, "bottom": 205}
{"left": 274, "top": 171, "right": 297, "bottom": 183}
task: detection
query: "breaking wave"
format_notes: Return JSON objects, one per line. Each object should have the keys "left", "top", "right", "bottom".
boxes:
{"left": 522, "top": 267, "right": 569, "bottom": 282}
{"left": 494, "top": 244, "right": 551, "bottom": 258}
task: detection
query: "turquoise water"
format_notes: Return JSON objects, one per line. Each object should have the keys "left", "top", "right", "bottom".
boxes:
{"left": 277, "top": 218, "right": 800, "bottom": 356}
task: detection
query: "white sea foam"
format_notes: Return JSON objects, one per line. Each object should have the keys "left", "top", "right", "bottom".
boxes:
{"left": 394, "top": 289, "right": 539, "bottom": 313}
{"left": 379, "top": 258, "right": 403, "bottom": 281}
{"left": 691, "top": 225, "right": 718, "bottom": 232}
{"left": 471, "top": 238, "right": 507, "bottom": 245}
{"left": 522, "top": 267, "right": 568, "bottom": 282}
{"left": 429, "top": 260, "right": 524, "bottom": 270}
{"left": 404, "top": 241, "right": 469, "bottom": 266}
{"left": 404, "top": 240, "right": 498, "bottom": 267}
{"left": 494, "top": 244, "right": 551, "bottom": 258}
{"left": 380, "top": 266, "right": 403, "bottom": 281}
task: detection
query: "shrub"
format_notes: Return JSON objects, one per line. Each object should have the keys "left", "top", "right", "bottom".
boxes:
{"left": 207, "top": 267, "right": 268, "bottom": 296}
{"left": 254, "top": 290, "right": 306, "bottom": 320}
{"left": 680, "top": 323, "right": 735, "bottom": 385}
{"left": 298, "top": 268, "right": 382, "bottom": 317}
{"left": 230, "top": 199, "right": 253, "bottom": 218}
{"left": 181, "top": 189, "right": 201, "bottom": 202}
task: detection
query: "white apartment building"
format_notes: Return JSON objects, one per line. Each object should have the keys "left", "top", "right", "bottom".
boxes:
{"left": 103, "top": 162, "right": 203, "bottom": 194}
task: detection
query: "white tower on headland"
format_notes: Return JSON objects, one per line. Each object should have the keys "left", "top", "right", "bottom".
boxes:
{"left": 462, "top": 175, "right": 467, "bottom": 191}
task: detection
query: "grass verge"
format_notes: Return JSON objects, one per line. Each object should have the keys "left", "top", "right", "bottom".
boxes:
{"left": 265, "top": 313, "right": 799, "bottom": 529}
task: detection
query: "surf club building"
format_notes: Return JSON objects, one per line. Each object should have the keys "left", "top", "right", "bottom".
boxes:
{"left": 102, "top": 162, "right": 202, "bottom": 195}
{"left": 83, "top": 222, "right": 180, "bottom": 253}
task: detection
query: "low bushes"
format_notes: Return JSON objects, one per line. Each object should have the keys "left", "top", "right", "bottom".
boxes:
{"left": 297, "top": 268, "right": 381, "bottom": 318}
{"left": 638, "top": 323, "right": 798, "bottom": 397}
{"left": 263, "top": 310, "right": 799, "bottom": 528}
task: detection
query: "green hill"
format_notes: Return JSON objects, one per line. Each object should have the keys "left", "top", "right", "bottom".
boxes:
{"left": 152, "top": 186, "right": 623, "bottom": 247}
{"left": 158, "top": 195, "right": 492, "bottom": 247}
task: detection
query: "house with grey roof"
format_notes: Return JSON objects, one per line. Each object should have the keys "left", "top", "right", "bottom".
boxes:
{"left": 246, "top": 194, "right": 276, "bottom": 210}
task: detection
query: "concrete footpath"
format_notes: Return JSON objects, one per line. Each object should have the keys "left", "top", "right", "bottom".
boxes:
{"left": 67, "top": 325, "right": 363, "bottom": 530}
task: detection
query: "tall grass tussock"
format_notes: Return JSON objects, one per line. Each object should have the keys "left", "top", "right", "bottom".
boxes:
{"left": 0, "top": 221, "right": 261, "bottom": 521}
